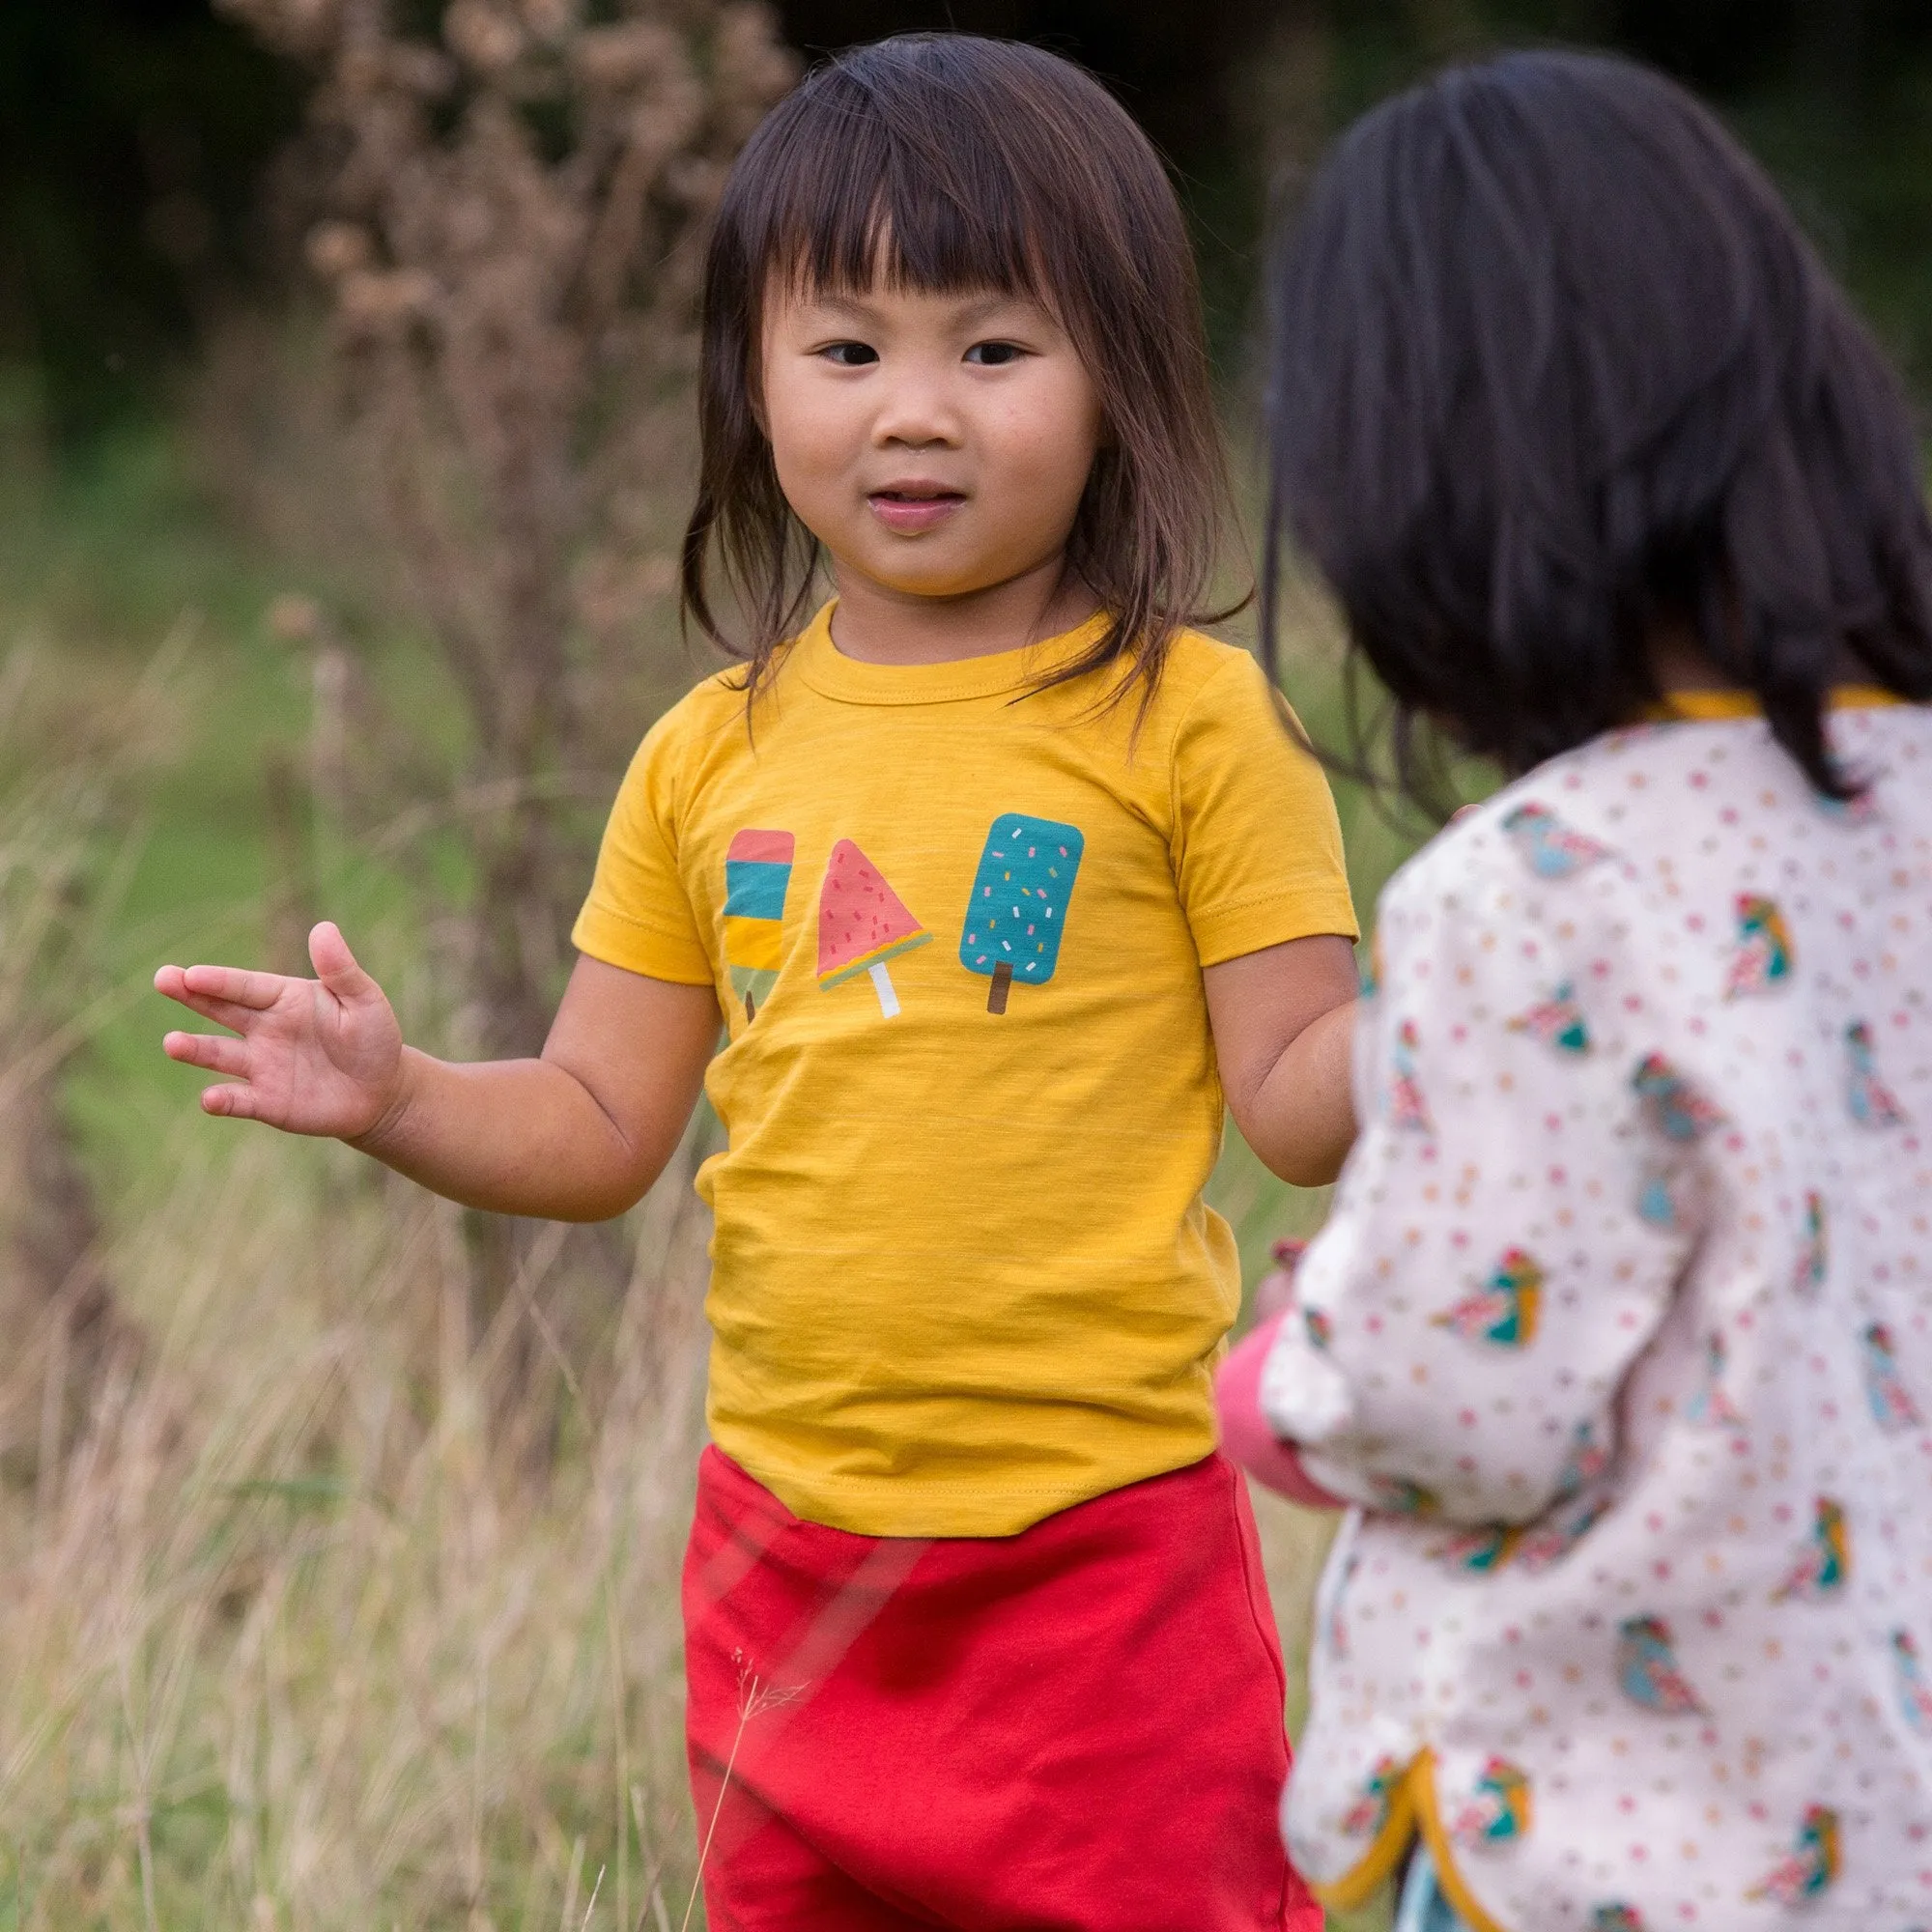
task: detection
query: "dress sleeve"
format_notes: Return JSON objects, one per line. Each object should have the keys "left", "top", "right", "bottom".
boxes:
{"left": 571, "top": 703, "right": 715, "bottom": 986}
{"left": 1259, "top": 817, "right": 1698, "bottom": 1525}
{"left": 1170, "top": 650, "right": 1358, "bottom": 965}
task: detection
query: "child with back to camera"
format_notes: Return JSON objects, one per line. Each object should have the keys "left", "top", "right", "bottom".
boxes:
{"left": 157, "top": 35, "right": 1361, "bottom": 1932}
{"left": 1216, "top": 46, "right": 1932, "bottom": 1932}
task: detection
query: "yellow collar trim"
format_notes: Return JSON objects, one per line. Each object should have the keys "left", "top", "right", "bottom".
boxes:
{"left": 1648, "top": 684, "right": 1905, "bottom": 723}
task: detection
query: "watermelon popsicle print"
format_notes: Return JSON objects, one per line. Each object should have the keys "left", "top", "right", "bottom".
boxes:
{"left": 816, "top": 839, "right": 931, "bottom": 1018}
{"left": 723, "top": 829, "right": 794, "bottom": 1022}
{"left": 960, "top": 814, "right": 1085, "bottom": 1013}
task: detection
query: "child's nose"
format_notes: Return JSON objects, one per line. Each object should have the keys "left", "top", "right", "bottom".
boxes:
{"left": 871, "top": 376, "right": 964, "bottom": 449}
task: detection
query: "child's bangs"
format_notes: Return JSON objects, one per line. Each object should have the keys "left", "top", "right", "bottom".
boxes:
{"left": 753, "top": 95, "right": 1055, "bottom": 311}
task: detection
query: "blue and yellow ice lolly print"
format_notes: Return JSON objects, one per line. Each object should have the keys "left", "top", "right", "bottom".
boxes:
{"left": 724, "top": 828, "right": 794, "bottom": 1021}
{"left": 960, "top": 814, "right": 1085, "bottom": 1013}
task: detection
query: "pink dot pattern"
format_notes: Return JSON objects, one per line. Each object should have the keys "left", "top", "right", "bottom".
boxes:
{"left": 1262, "top": 704, "right": 1932, "bottom": 1929}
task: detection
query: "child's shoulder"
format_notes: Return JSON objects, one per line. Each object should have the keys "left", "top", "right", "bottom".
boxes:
{"left": 1380, "top": 732, "right": 1648, "bottom": 923}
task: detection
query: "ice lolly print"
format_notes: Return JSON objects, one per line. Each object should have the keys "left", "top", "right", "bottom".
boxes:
{"left": 816, "top": 838, "right": 931, "bottom": 1018}
{"left": 723, "top": 829, "right": 794, "bottom": 1022}
{"left": 959, "top": 814, "right": 1085, "bottom": 1013}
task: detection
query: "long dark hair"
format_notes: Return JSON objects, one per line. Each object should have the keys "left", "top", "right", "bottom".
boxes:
{"left": 1264, "top": 48, "right": 1932, "bottom": 803}
{"left": 683, "top": 33, "right": 1232, "bottom": 708}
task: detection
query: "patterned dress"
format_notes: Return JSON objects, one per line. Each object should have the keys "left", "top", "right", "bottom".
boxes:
{"left": 1261, "top": 697, "right": 1932, "bottom": 1931}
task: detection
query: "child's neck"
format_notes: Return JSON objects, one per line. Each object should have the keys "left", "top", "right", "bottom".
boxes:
{"left": 824, "top": 552, "right": 1098, "bottom": 667}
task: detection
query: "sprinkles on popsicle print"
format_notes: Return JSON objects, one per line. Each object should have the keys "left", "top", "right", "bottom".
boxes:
{"left": 958, "top": 815, "right": 1085, "bottom": 1014}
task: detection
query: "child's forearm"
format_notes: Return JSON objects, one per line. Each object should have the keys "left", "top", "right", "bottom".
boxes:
{"left": 353, "top": 1048, "right": 677, "bottom": 1221}
{"left": 1237, "top": 999, "right": 1358, "bottom": 1186}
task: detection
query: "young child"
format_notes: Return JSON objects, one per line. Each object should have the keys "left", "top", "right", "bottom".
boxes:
{"left": 1220, "top": 48, "right": 1932, "bottom": 1932}
{"left": 157, "top": 36, "right": 1360, "bottom": 1931}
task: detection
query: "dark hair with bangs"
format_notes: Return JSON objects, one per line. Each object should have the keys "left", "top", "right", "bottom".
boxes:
{"left": 682, "top": 33, "right": 1232, "bottom": 707}
{"left": 1264, "top": 48, "right": 1932, "bottom": 806}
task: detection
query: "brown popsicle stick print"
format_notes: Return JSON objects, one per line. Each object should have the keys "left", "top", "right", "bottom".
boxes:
{"left": 986, "top": 961, "right": 1013, "bottom": 1014}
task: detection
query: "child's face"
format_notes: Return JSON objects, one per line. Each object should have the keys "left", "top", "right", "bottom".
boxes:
{"left": 759, "top": 277, "right": 1104, "bottom": 608}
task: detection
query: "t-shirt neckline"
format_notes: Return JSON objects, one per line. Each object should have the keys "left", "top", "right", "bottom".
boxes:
{"left": 788, "top": 599, "right": 1113, "bottom": 707}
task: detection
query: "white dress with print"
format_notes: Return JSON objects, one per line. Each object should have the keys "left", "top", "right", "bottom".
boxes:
{"left": 1263, "top": 703, "right": 1932, "bottom": 1932}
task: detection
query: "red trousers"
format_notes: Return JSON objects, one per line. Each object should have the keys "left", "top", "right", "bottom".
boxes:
{"left": 682, "top": 1446, "right": 1321, "bottom": 1931}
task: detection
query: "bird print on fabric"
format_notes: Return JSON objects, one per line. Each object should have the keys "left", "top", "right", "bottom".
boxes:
{"left": 1509, "top": 980, "right": 1591, "bottom": 1054}
{"left": 1553, "top": 1419, "right": 1610, "bottom": 1500}
{"left": 1632, "top": 1054, "right": 1727, "bottom": 1142}
{"left": 1745, "top": 1805, "right": 1839, "bottom": 1905}
{"left": 1433, "top": 1247, "right": 1544, "bottom": 1348}
{"left": 1589, "top": 1907, "right": 1647, "bottom": 1932}
{"left": 1862, "top": 1322, "right": 1924, "bottom": 1433}
{"left": 1446, "top": 1757, "right": 1532, "bottom": 1849}
{"left": 1723, "top": 894, "right": 1795, "bottom": 998}
{"left": 1893, "top": 1629, "right": 1932, "bottom": 1736}
{"left": 1616, "top": 1616, "right": 1708, "bottom": 1716}
{"left": 1303, "top": 1305, "right": 1334, "bottom": 1352}
{"left": 1432, "top": 1524, "right": 1522, "bottom": 1575}
{"left": 1339, "top": 1755, "right": 1403, "bottom": 1838}
{"left": 1846, "top": 1020, "right": 1908, "bottom": 1127}
{"left": 1366, "top": 1474, "right": 1440, "bottom": 1519}
{"left": 1322, "top": 1549, "right": 1358, "bottom": 1662}
{"left": 1388, "top": 1019, "right": 1433, "bottom": 1131}
{"left": 1794, "top": 1191, "right": 1828, "bottom": 1297}
{"left": 1634, "top": 1162, "right": 1686, "bottom": 1231}
{"left": 1771, "top": 1497, "right": 1850, "bottom": 1602}
{"left": 1684, "top": 1332, "right": 1747, "bottom": 1432}
{"left": 1503, "top": 802, "right": 1611, "bottom": 879}
{"left": 1515, "top": 1492, "right": 1614, "bottom": 1574}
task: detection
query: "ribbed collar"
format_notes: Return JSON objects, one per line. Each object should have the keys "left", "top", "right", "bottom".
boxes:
{"left": 787, "top": 599, "right": 1112, "bottom": 707}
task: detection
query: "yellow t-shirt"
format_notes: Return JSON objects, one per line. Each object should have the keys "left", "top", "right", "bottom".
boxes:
{"left": 572, "top": 603, "right": 1357, "bottom": 1536}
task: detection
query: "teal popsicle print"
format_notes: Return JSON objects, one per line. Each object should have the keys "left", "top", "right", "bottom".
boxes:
{"left": 960, "top": 814, "right": 1085, "bottom": 1013}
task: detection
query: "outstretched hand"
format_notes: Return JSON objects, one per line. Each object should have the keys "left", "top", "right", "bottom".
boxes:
{"left": 156, "top": 922, "right": 406, "bottom": 1140}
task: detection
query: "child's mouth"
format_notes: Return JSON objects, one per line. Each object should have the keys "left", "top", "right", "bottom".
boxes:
{"left": 867, "top": 486, "right": 966, "bottom": 535}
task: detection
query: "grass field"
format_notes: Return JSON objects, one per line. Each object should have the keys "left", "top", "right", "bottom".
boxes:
{"left": 0, "top": 403, "right": 1411, "bottom": 1929}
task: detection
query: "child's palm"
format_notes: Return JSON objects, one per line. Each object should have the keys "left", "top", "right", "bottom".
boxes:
{"left": 156, "top": 923, "right": 404, "bottom": 1139}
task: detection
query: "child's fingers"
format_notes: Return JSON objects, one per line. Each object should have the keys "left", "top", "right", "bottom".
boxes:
{"left": 200, "top": 1081, "right": 264, "bottom": 1120}
{"left": 160, "top": 985, "right": 266, "bottom": 1035}
{"left": 308, "top": 922, "right": 381, "bottom": 1004}
{"left": 175, "top": 962, "right": 291, "bottom": 1011}
{"left": 163, "top": 1029, "right": 251, "bottom": 1076}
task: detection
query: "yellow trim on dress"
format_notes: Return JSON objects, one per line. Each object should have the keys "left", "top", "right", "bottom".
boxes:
{"left": 1309, "top": 1751, "right": 1513, "bottom": 1932}
{"left": 1648, "top": 684, "right": 1905, "bottom": 722}
{"left": 1306, "top": 1759, "right": 1418, "bottom": 1913}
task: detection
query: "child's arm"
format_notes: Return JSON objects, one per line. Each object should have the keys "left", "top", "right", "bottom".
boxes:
{"left": 156, "top": 921, "right": 719, "bottom": 1221}
{"left": 1204, "top": 933, "right": 1360, "bottom": 1186}
{"left": 1258, "top": 820, "right": 1695, "bottom": 1525}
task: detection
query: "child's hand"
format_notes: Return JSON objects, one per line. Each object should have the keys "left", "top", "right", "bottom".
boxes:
{"left": 156, "top": 922, "right": 406, "bottom": 1140}
{"left": 1252, "top": 1237, "right": 1307, "bottom": 1323}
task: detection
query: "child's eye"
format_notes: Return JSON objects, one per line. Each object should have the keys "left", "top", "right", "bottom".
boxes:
{"left": 818, "top": 341, "right": 878, "bottom": 368}
{"left": 964, "top": 341, "right": 1027, "bottom": 367}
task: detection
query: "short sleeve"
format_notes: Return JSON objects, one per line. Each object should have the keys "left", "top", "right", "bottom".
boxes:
{"left": 1259, "top": 823, "right": 1696, "bottom": 1524}
{"left": 571, "top": 706, "right": 714, "bottom": 985}
{"left": 1171, "top": 650, "right": 1358, "bottom": 965}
